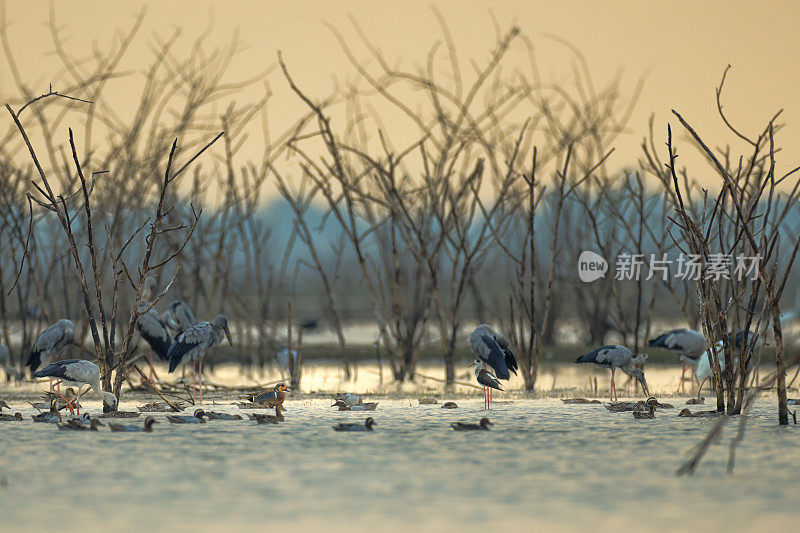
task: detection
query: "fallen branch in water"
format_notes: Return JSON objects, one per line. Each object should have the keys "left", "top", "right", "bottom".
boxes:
{"left": 413, "top": 371, "right": 483, "bottom": 390}
{"left": 131, "top": 365, "right": 182, "bottom": 412}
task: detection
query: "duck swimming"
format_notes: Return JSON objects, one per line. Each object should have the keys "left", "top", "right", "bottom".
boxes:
{"left": 452, "top": 417, "right": 492, "bottom": 430}
{"left": 248, "top": 384, "right": 289, "bottom": 409}
{"left": 58, "top": 417, "right": 103, "bottom": 431}
{"left": 332, "top": 417, "right": 375, "bottom": 432}
{"left": 32, "top": 399, "right": 62, "bottom": 423}
{"left": 331, "top": 399, "right": 378, "bottom": 411}
{"left": 206, "top": 411, "right": 243, "bottom": 420}
{"left": 249, "top": 405, "right": 285, "bottom": 424}
{"left": 633, "top": 398, "right": 657, "bottom": 419}
{"left": 0, "top": 412, "right": 23, "bottom": 422}
{"left": 166, "top": 409, "right": 207, "bottom": 424}
{"left": 109, "top": 417, "right": 160, "bottom": 432}
{"left": 441, "top": 402, "right": 459, "bottom": 409}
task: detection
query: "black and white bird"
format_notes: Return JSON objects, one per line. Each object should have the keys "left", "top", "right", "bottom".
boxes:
{"left": 136, "top": 278, "right": 172, "bottom": 381}
{"left": 648, "top": 328, "right": 705, "bottom": 393}
{"left": 165, "top": 300, "right": 196, "bottom": 337}
{"left": 167, "top": 314, "right": 233, "bottom": 404}
{"left": 469, "top": 359, "right": 503, "bottom": 400}
{"left": 575, "top": 345, "right": 650, "bottom": 401}
{"left": 26, "top": 319, "right": 75, "bottom": 389}
{"left": 469, "top": 325, "right": 518, "bottom": 409}
{"left": 33, "top": 359, "right": 118, "bottom": 415}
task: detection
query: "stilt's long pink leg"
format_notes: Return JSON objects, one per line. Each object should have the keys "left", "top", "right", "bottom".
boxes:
{"left": 198, "top": 358, "right": 203, "bottom": 404}
{"left": 610, "top": 369, "right": 616, "bottom": 401}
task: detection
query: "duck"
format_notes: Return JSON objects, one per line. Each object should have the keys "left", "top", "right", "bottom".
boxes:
{"left": 166, "top": 409, "right": 207, "bottom": 424}
{"left": 109, "top": 417, "right": 160, "bottom": 432}
{"left": 249, "top": 405, "right": 285, "bottom": 424}
{"left": 332, "top": 417, "right": 375, "bottom": 432}
{"left": 30, "top": 388, "right": 78, "bottom": 412}
{"left": 441, "top": 402, "right": 459, "bottom": 409}
{"left": 561, "top": 398, "right": 602, "bottom": 404}
{"left": 633, "top": 398, "right": 657, "bottom": 419}
{"left": 331, "top": 399, "right": 378, "bottom": 411}
{"left": 332, "top": 393, "right": 362, "bottom": 406}
{"left": 0, "top": 412, "right": 23, "bottom": 422}
{"left": 32, "top": 399, "right": 63, "bottom": 423}
{"left": 248, "top": 383, "right": 289, "bottom": 409}
{"left": 451, "top": 417, "right": 492, "bottom": 430}
{"left": 605, "top": 401, "right": 647, "bottom": 412}
{"left": 418, "top": 398, "right": 438, "bottom": 405}
{"left": 0, "top": 400, "right": 10, "bottom": 410}
{"left": 58, "top": 417, "right": 103, "bottom": 431}
{"left": 206, "top": 411, "right": 243, "bottom": 421}
{"left": 97, "top": 410, "right": 139, "bottom": 419}
{"left": 678, "top": 408, "right": 721, "bottom": 418}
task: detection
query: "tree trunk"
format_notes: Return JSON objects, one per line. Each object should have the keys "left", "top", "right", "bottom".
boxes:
{"left": 771, "top": 303, "right": 788, "bottom": 425}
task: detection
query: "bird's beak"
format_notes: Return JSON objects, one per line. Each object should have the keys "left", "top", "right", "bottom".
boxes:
{"left": 225, "top": 327, "right": 233, "bottom": 346}
{"left": 639, "top": 376, "right": 650, "bottom": 397}
{"left": 468, "top": 361, "right": 477, "bottom": 368}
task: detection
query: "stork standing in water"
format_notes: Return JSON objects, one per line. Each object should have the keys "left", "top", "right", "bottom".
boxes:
{"left": 575, "top": 345, "right": 650, "bottom": 401}
{"left": 648, "top": 328, "right": 705, "bottom": 393}
{"left": 469, "top": 325, "right": 518, "bottom": 409}
{"left": 167, "top": 315, "right": 233, "bottom": 404}
{"left": 27, "top": 319, "right": 75, "bottom": 392}
{"left": 136, "top": 278, "right": 172, "bottom": 381}
{"left": 33, "top": 359, "right": 118, "bottom": 415}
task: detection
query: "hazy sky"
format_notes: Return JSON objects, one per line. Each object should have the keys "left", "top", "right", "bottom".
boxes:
{"left": 3, "top": 0, "right": 800, "bottom": 182}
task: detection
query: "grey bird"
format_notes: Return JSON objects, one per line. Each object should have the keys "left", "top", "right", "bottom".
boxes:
{"left": 167, "top": 315, "right": 233, "bottom": 404}
{"left": 109, "top": 417, "right": 160, "bottom": 432}
{"left": 452, "top": 417, "right": 492, "bottom": 431}
{"left": 575, "top": 345, "right": 650, "bottom": 401}
{"left": 469, "top": 325, "right": 518, "bottom": 380}
{"left": 166, "top": 409, "right": 207, "bottom": 424}
{"left": 57, "top": 417, "right": 103, "bottom": 431}
{"left": 136, "top": 278, "right": 172, "bottom": 379}
{"left": 27, "top": 319, "right": 75, "bottom": 374}
{"left": 32, "top": 399, "right": 63, "bottom": 423}
{"left": 165, "top": 301, "right": 196, "bottom": 336}
{"left": 332, "top": 417, "right": 375, "bottom": 432}
{"left": 648, "top": 328, "right": 705, "bottom": 392}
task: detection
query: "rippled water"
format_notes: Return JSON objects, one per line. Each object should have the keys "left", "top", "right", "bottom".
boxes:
{"left": 1, "top": 396, "right": 798, "bottom": 532}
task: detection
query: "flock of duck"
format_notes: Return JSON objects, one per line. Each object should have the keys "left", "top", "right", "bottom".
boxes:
{"left": 0, "top": 318, "right": 763, "bottom": 434}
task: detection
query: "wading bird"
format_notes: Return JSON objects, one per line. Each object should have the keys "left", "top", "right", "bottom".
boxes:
{"left": 575, "top": 345, "right": 650, "bottom": 401}
{"left": 167, "top": 315, "right": 233, "bottom": 404}
{"left": 33, "top": 360, "right": 118, "bottom": 415}
{"left": 136, "top": 278, "right": 172, "bottom": 381}
{"left": 27, "top": 319, "right": 75, "bottom": 391}
{"left": 469, "top": 359, "right": 503, "bottom": 410}
{"left": 165, "top": 301, "right": 195, "bottom": 337}
{"left": 452, "top": 417, "right": 492, "bottom": 431}
{"left": 332, "top": 417, "right": 375, "bottom": 432}
{"left": 648, "top": 328, "right": 706, "bottom": 393}
{"left": 469, "top": 325, "right": 518, "bottom": 409}
{"left": 109, "top": 417, "right": 159, "bottom": 432}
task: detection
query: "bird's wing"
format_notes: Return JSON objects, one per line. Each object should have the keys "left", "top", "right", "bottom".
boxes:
{"left": 478, "top": 334, "right": 510, "bottom": 379}
{"left": 167, "top": 322, "right": 211, "bottom": 372}
{"left": 477, "top": 370, "right": 503, "bottom": 391}
{"left": 136, "top": 310, "right": 172, "bottom": 360}
{"left": 32, "top": 359, "right": 82, "bottom": 379}
{"left": 32, "top": 323, "right": 68, "bottom": 353}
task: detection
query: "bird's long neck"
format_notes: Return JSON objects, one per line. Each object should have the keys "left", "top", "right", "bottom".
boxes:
{"left": 90, "top": 380, "right": 116, "bottom": 408}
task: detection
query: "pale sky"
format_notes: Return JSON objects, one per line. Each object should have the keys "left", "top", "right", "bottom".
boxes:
{"left": 3, "top": 0, "right": 800, "bottom": 185}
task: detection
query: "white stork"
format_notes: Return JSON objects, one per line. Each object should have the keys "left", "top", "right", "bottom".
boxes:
{"left": 33, "top": 359, "right": 118, "bottom": 415}
{"left": 27, "top": 319, "right": 75, "bottom": 392}
{"left": 469, "top": 325, "right": 518, "bottom": 409}
{"left": 575, "top": 345, "right": 650, "bottom": 401}
{"left": 648, "top": 328, "right": 706, "bottom": 393}
{"left": 167, "top": 314, "right": 233, "bottom": 403}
